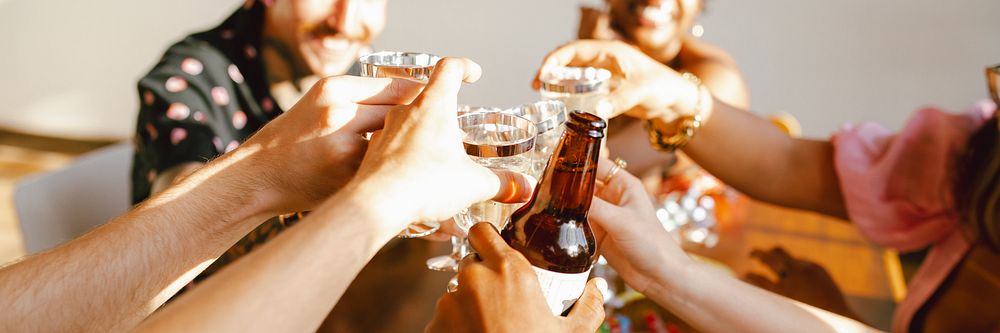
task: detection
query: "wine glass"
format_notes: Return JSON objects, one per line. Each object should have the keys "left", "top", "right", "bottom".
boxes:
{"left": 359, "top": 51, "right": 444, "bottom": 238}
{"left": 426, "top": 111, "right": 536, "bottom": 272}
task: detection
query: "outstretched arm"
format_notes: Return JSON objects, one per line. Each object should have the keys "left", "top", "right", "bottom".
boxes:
{"left": 589, "top": 162, "right": 876, "bottom": 333}
{"left": 536, "top": 40, "right": 845, "bottom": 219}
{"left": 0, "top": 75, "right": 425, "bottom": 332}
{"left": 137, "top": 58, "right": 534, "bottom": 332}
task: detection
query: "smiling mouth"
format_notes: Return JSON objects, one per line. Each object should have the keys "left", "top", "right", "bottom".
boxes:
{"left": 634, "top": 2, "right": 677, "bottom": 28}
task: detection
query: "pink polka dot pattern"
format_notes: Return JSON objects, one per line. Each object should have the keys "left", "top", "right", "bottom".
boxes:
{"left": 165, "top": 76, "right": 188, "bottom": 93}
{"left": 225, "top": 140, "right": 239, "bottom": 153}
{"left": 244, "top": 45, "right": 257, "bottom": 59}
{"left": 143, "top": 91, "right": 155, "bottom": 106}
{"left": 262, "top": 0, "right": 274, "bottom": 7}
{"left": 261, "top": 97, "right": 274, "bottom": 113}
{"left": 181, "top": 58, "right": 204, "bottom": 75}
{"left": 228, "top": 64, "right": 244, "bottom": 84}
{"left": 221, "top": 29, "right": 235, "bottom": 40}
{"left": 232, "top": 110, "right": 248, "bottom": 130}
{"left": 170, "top": 127, "right": 188, "bottom": 145}
{"left": 213, "top": 137, "right": 224, "bottom": 153}
{"left": 145, "top": 123, "right": 158, "bottom": 140}
{"left": 166, "top": 103, "right": 190, "bottom": 120}
{"left": 243, "top": 0, "right": 255, "bottom": 9}
{"left": 211, "top": 87, "right": 231, "bottom": 106}
{"left": 193, "top": 111, "right": 207, "bottom": 123}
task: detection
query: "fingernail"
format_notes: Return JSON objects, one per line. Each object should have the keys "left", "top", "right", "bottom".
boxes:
{"left": 595, "top": 277, "right": 611, "bottom": 302}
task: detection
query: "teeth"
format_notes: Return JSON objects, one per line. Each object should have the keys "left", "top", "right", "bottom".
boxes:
{"left": 639, "top": 2, "right": 676, "bottom": 25}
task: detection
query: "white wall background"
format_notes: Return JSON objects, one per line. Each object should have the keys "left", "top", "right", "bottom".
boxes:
{"left": 1, "top": 0, "right": 998, "bottom": 139}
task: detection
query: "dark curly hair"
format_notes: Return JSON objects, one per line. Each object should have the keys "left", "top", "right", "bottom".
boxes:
{"left": 954, "top": 114, "right": 1000, "bottom": 250}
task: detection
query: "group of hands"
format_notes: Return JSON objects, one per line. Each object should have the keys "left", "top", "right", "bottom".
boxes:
{"left": 222, "top": 39, "right": 846, "bottom": 331}
{"left": 217, "top": 39, "right": 696, "bottom": 331}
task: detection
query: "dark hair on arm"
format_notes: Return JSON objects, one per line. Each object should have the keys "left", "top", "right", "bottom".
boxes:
{"left": 954, "top": 115, "right": 1000, "bottom": 250}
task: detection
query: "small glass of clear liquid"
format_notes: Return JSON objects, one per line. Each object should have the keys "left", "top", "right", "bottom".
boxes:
{"left": 426, "top": 111, "right": 536, "bottom": 272}
{"left": 359, "top": 51, "right": 441, "bottom": 82}
{"left": 359, "top": 51, "right": 444, "bottom": 238}
{"left": 539, "top": 66, "right": 611, "bottom": 115}
{"left": 503, "top": 100, "right": 568, "bottom": 179}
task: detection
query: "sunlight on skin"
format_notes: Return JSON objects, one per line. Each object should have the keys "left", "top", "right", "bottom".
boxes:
{"left": 149, "top": 260, "right": 215, "bottom": 312}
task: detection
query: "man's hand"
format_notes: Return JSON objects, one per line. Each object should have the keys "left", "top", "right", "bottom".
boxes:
{"left": 426, "top": 223, "right": 606, "bottom": 333}
{"left": 235, "top": 75, "right": 425, "bottom": 215}
{"left": 350, "top": 58, "right": 534, "bottom": 231}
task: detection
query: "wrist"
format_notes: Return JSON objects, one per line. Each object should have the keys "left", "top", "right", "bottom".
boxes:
{"left": 647, "top": 246, "right": 699, "bottom": 301}
{"left": 334, "top": 175, "right": 411, "bottom": 238}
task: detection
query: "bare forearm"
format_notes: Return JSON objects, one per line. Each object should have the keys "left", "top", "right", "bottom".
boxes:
{"left": 136, "top": 182, "right": 399, "bottom": 333}
{"left": 682, "top": 99, "right": 846, "bottom": 218}
{"left": 649, "top": 261, "right": 878, "bottom": 333}
{"left": 0, "top": 149, "right": 272, "bottom": 332}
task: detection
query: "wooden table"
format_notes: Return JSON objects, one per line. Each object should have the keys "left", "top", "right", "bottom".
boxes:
{"left": 679, "top": 199, "right": 900, "bottom": 331}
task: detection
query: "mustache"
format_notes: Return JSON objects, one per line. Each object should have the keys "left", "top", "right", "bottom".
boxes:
{"left": 304, "top": 23, "right": 374, "bottom": 45}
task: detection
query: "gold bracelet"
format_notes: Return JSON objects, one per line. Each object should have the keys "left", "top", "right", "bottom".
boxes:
{"left": 647, "top": 72, "right": 705, "bottom": 152}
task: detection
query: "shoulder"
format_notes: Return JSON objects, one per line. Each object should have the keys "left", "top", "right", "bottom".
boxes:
{"left": 676, "top": 38, "right": 750, "bottom": 109}
{"left": 138, "top": 33, "right": 238, "bottom": 93}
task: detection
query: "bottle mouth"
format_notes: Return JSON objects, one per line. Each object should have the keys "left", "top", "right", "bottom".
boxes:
{"left": 565, "top": 111, "right": 607, "bottom": 138}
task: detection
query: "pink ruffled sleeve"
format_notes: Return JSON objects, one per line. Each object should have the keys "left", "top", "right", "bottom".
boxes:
{"left": 830, "top": 103, "right": 994, "bottom": 252}
{"left": 831, "top": 101, "right": 994, "bottom": 333}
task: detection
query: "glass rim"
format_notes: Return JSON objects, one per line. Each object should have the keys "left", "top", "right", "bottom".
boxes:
{"left": 539, "top": 66, "right": 612, "bottom": 94}
{"left": 504, "top": 100, "right": 567, "bottom": 134}
{"left": 458, "top": 112, "right": 537, "bottom": 158}
{"left": 359, "top": 51, "right": 441, "bottom": 82}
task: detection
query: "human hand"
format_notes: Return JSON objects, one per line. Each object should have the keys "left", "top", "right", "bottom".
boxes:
{"left": 532, "top": 40, "right": 701, "bottom": 122}
{"left": 350, "top": 58, "right": 535, "bottom": 230}
{"left": 744, "top": 247, "right": 859, "bottom": 320}
{"left": 236, "top": 75, "right": 424, "bottom": 215}
{"left": 425, "top": 223, "right": 606, "bottom": 333}
{"left": 589, "top": 158, "right": 693, "bottom": 295}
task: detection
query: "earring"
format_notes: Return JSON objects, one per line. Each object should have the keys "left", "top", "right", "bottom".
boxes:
{"left": 691, "top": 23, "right": 704, "bottom": 38}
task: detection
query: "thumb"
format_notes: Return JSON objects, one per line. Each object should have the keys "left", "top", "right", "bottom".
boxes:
{"left": 412, "top": 57, "right": 481, "bottom": 113}
{"left": 596, "top": 83, "right": 643, "bottom": 119}
{"left": 566, "top": 278, "right": 607, "bottom": 332}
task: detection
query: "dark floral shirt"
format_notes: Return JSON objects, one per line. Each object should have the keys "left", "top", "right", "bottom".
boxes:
{"left": 132, "top": 1, "right": 303, "bottom": 285}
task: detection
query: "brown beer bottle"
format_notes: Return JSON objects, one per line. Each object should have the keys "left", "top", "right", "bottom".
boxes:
{"left": 501, "top": 110, "right": 605, "bottom": 316}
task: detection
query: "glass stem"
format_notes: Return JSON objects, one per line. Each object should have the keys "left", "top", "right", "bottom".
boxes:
{"left": 451, "top": 236, "right": 470, "bottom": 260}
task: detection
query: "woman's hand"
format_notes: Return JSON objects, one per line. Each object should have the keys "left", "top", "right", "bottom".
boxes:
{"left": 589, "top": 158, "right": 694, "bottom": 294}
{"left": 426, "top": 223, "right": 606, "bottom": 333}
{"left": 533, "top": 40, "right": 701, "bottom": 121}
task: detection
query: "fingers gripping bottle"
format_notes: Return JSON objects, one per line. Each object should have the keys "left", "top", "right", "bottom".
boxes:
{"left": 501, "top": 111, "right": 605, "bottom": 316}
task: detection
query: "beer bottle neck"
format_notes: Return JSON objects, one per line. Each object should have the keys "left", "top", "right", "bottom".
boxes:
{"left": 537, "top": 128, "right": 601, "bottom": 217}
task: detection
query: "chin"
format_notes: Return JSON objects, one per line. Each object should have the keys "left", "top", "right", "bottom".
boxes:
{"left": 306, "top": 51, "right": 360, "bottom": 77}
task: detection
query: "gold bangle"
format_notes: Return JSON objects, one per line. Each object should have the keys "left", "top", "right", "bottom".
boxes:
{"left": 647, "top": 72, "right": 706, "bottom": 151}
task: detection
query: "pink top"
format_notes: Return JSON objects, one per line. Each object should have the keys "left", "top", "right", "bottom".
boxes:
{"left": 831, "top": 101, "right": 996, "bottom": 333}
